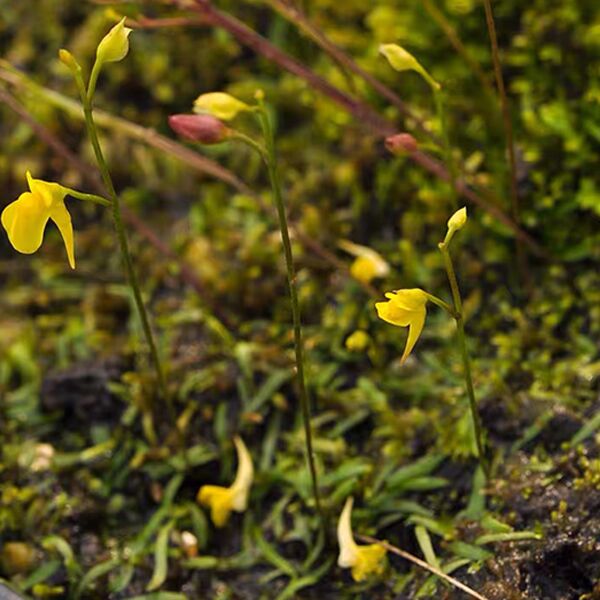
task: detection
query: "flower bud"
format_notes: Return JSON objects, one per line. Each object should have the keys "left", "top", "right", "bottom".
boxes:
{"left": 193, "top": 92, "right": 251, "bottom": 121}
{"left": 168, "top": 114, "right": 231, "bottom": 144}
{"left": 179, "top": 531, "right": 199, "bottom": 558}
{"left": 447, "top": 207, "right": 467, "bottom": 233}
{"left": 380, "top": 43, "right": 440, "bottom": 91}
{"left": 58, "top": 48, "right": 80, "bottom": 72}
{"left": 385, "top": 133, "right": 418, "bottom": 155}
{"left": 96, "top": 17, "right": 132, "bottom": 66}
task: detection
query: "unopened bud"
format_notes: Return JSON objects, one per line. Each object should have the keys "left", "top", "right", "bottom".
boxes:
{"left": 380, "top": 43, "right": 440, "bottom": 91}
{"left": 385, "top": 133, "right": 418, "bottom": 155}
{"left": 193, "top": 92, "right": 251, "bottom": 121}
{"left": 168, "top": 114, "right": 231, "bottom": 144}
{"left": 96, "top": 17, "right": 132, "bottom": 66}
{"left": 58, "top": 48, "right": 80, "bottom": 72}
{"left": 179, "top": 531, "right": 198, "bottom": 558}
{"left": 447, "top": 207, "right": 467, "bottom": 233}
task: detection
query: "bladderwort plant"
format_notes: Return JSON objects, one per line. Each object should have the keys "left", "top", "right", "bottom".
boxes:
{"left": 376, "top": 208, "right": 489, "bottom": 478}
{"left": 169, "top": 92, "right": 325, "bottom": 527}
{"left": 58, "top": 20, "right": 176, "bottom": 427}
{"left": 380, "top": 43, "right": 459, "bottom": 207}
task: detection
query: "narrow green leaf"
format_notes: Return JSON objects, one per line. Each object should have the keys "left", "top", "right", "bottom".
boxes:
{"left": 386, "top": 454, "right": 445, "bottom": 489}
{"left": 254, "top": 528, "right": 296, "bottom": 577}
{"left": 415, "top": 525, "right": 440, "bottom": 570}
{"left": 146, "top": 520, "right": 175, "bottom": 591}
{"left": 73, "top": 558, "right": 120, "bottom": 599}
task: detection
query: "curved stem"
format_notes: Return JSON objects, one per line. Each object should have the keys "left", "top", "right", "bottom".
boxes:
{"left": 439, "top": 241, "right": 489, "bottom": 478}
{"left": 230, "top": 131, "right": 268, "bottom": 162}
{"left": 87, "top": 59, "right": 102, "bottom": 104}
{"left": 254, "top": 100, "right": 325, "bottom": 526}
{"left": 66, "top": 189, "right": 111, "bottom": 207}
{"left": 424, "top": 292, "right": 456, "bottom": 318}
{"left": 71, "top": 65, "right": 175, "bottom": 426}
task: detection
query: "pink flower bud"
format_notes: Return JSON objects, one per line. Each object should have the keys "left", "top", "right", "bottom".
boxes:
{"left": 385, "top": 133, "right": 418, "bottom": 155}
{"left": 168, "top": 114, "right": 230, "bottom": 144}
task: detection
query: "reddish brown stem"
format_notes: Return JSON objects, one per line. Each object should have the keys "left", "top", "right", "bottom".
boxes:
{"left": 264, "top": 0, "right": 436, "bottom": 142}
{"left": 423, "top": 0, "right": 494, "bottom": 97}
{"left": 160, "top": 0, "right": 544, "bottom": 256}
{"left": 482, "top": 0, "right": 519, "bottom": 222}
{"left": 191, "top": 0, "right": 394, "bottom": 136}
{"left": 0, "top": 86, "right": 211, "bottom": 302}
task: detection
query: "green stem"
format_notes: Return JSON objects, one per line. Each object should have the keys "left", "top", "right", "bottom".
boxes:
{"left": 87, "top": 59, "right": 102, "bottom": 105}
{"left": 66, "top": 189, "right": 111, "bottom": 207}
{"left": 71, "top": 65, "right": 174, "bottom": 425}
{"left": 438, "top": 241, "right": 489, "bottom": 478}
{"left": 434, "top": 89, "right": 459, "bottom": 207}
{"left": 230, "top": 131, "right": 269, "bottom": 162}
{"left": 254, "top": 101, "right": 324, "bottom": 524}
{"left": 423, "top": 292, "right": 456, "bottom": 317}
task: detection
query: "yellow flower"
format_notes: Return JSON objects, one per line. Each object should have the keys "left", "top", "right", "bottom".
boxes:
{"left": 375, "top": 289, "right": 428, "bottom": 363}
{"left": 345, "top": 330, "right": 370, "bottom": 352}
{"left": 339, "top": 240, "right": 390, "bottom": 284}
{"left": 337, "top": 497, "right": 387, "bottom": 582}
{"left": 197, "top": 436, "right": 254, "bottom": 528}
{"left": 1, "top": 172, "right": 76, "bottom": 269}
{"left": 193, "top": 92, "right": 251, "bottom": 121}
{"left": 380, "top": 43, "right": 440, "bottom": 91}
{"left": 96, "top": 17, "right": 132, "bottom": 66}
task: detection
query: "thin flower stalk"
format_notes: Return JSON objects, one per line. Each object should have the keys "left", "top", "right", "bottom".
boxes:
{"left": 376, "top": 208, "right": 489, "bottom": 477}
{"left": 438, "top": 230, "right": 488, "bottom": 477}
{"left": 60, "top": 45, "right": 174, "bottom": 423}
{"left": 253, "top": 96, "right": 324, "bottom": 524}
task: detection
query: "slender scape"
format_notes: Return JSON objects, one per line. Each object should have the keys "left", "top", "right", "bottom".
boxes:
{"left": 253, "top": 99, "right": 324, "bottom": 523}
{"left": 68, "top": 60, "right": 175, "bottom": 424}
{"left": 439, "top": 233, "right": 488, "bottom": 477}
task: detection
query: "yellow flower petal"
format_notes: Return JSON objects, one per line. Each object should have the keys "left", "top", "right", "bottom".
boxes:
{"left": 230, "top": 436, "right": 254, "bottom": 511}
{"left": 401, "top": 308, "right": 426, "bottom": 364}
{"left": 337, "top": 497, "right": 359, "bottom": 568}
{"left": 49, "top": 202, "right": 75, "bottom": 269}
{"left": 337, "top": 497, "right": 387, "bottom": 582}
{"left": 26, "top": 171, "right": 66, "bottom": 208}
{"left": 197, "top": 436, "right": 254, "bottom": 528}
{"left": 376, "top": 298, "right": 412, "bottom": 327}
{"left": 350, "top": 256, "right": 378, "bottom": 283}
{"left": 197, "top": 485, "right": 235, "bottom": 528}
{"left": 2, "top": 173, "right": 77, "bottom": 268}
{"left": 376, "top": 289, "right": 428, "bottom": 363}
{"left": 387, "top": 289, "right": 428, "bottom": 311}
{"left": 345, "top": 330, "right": 370, "bottom": 352}
{"left": 351, "top": 544, "right": 387, "bottom": 582}
{"left": 339, "top": 240, "right": 390, "bottom": 284}
{"left": 1, "top": 192, "right": 50, "bottom": 255}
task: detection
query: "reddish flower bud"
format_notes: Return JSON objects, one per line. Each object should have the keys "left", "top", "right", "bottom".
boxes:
{"left": 385, "top": 133, "right": 418, "bottom": 155}
{"left": 168, "top": 114, "right": 230, "bottom": 144}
